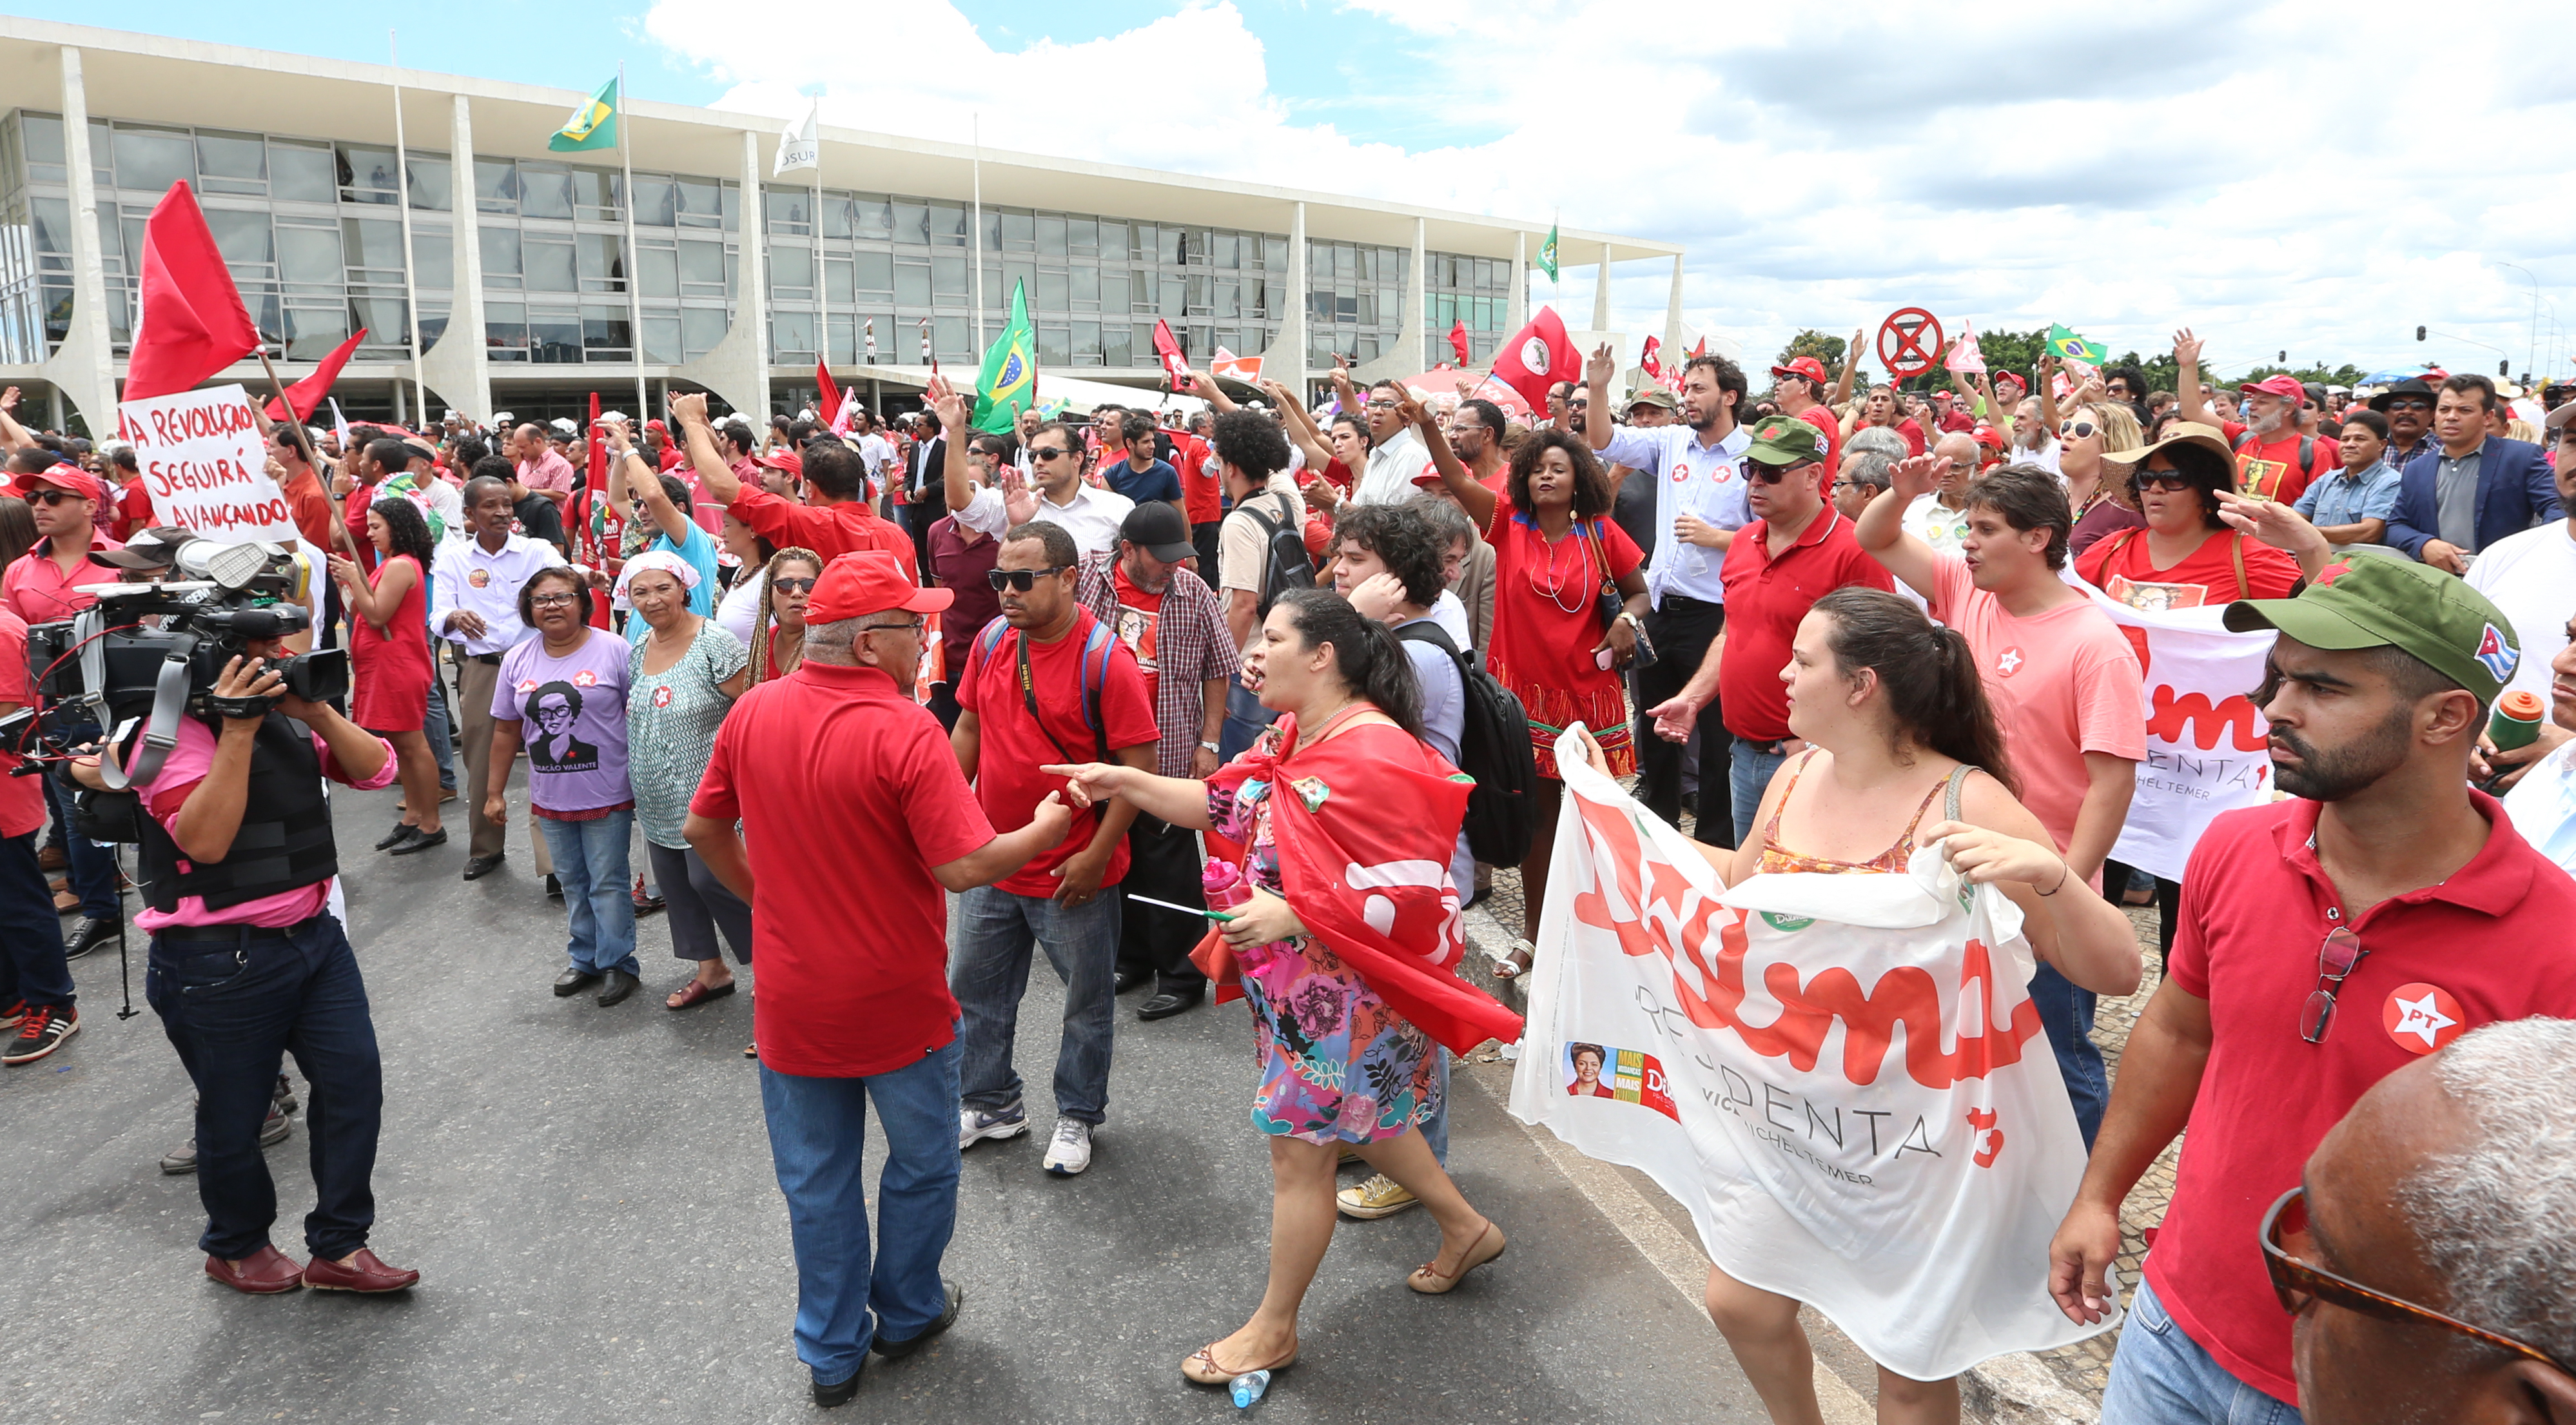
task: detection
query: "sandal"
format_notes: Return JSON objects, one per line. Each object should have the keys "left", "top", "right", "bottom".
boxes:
{"left": 1181, "top": 1340, "right": 1297, "bottom": 1386}
{"left": 665, "top": 978, "right": 737, "bottom": 1011}
{"left": 1490, "top": 939, "right": 1536, "bottom": 981}
{"left": 1407, "top": 1220, "right": 1506, "bottom": 1294}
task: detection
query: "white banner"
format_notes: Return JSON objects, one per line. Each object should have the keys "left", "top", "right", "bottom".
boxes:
{"left": 2083, "top": 591, "right": 2279, "bottom": 882}
{"left": 115, "top": 384, "right": 301, "bottom": 546}
{"left": 1511, "top": 740, "right": 2115, "bottom": 1381}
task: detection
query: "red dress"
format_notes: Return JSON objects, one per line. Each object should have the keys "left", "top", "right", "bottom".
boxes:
{"left": 349, "top": 553, "right": 433, "bottom": 732}
{"left": 1481, "top": 495, "right": 1642, "bottom": 778}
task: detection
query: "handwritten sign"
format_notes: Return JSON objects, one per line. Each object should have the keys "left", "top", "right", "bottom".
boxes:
{"left": 115, "top": 384, "right": 299, "bottom": 545}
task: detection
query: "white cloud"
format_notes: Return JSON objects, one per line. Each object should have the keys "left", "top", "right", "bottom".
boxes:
{"left": 644, "top": 0, "right": 2576, "bottom": 380}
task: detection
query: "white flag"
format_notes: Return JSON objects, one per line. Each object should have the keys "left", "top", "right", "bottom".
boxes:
{"left": 772, "top": 100, "right": 819, "bottom": 177}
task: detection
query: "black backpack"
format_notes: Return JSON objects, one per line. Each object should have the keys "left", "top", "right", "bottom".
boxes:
{"left": 1236, "top": 493, "right": 1316, "bottom": 615}
{"left": 1396, "top": 622, "right": 1536, "bottom": 866}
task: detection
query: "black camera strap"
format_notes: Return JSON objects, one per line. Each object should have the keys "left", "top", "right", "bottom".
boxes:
{"left": 75, "top": 605, "right": 193, "bottom": 792}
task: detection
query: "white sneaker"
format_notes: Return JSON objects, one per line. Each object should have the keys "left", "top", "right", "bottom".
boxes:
{"left": 959, "top": 1106, "right": 1029, "bottom": 1151}
{"left": 1041, "top": 1119, "right": 1093, "bottom": 1176}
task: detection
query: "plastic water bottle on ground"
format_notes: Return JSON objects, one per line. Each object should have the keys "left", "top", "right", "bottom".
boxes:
{"left": 1230, "top": 1368, "right": 1271, "bottom": 1407}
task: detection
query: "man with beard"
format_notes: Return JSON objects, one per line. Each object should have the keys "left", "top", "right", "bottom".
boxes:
{"left": 2174, "top": 331, "right": 2336, "bottom": 504}
{"left": 2049, "top": 554, "right": 2576, "bottom": 1423}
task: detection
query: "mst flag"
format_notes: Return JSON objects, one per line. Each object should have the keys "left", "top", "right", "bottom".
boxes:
{"left": 1149, "top": 318, "right": 1190, "bottom": 388}
{"left": 1639, "top": 333, "right": 1664, "bottom": 379}
{"left": 1491, "top": 306, "right": 1579, "bottom": 414}
{"left": 970, "top": 280, "right": 1036, "bottom": 436}
{"left": 1537, "top": 223, "right": 1560, "bottom": 282}
{"left": 124, "top": 182, "right": 263, "bottom": 401}
{"left": 1211, "top": 346, "right": 1262, "bottom": 383}
{"left": 262, "top": 328, "right": 366, "bottom": 422}
{"left": 550, "top": 78, "right": 620, "bottom": 152}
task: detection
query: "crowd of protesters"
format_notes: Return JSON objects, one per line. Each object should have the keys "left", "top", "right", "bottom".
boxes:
{"left": 3, "top": 323, "right": 2575, "bottom": 1420}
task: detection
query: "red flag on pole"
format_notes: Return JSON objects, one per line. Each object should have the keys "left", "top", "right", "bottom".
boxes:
{"left": 1639, "top": 334, "right": 1663, "bottom": 380}
{"left": 1151, "top": 319, "right": 1191, "bottom": 389}
{"left": 262, "top": 328, "right": 367, "bottom": 422}
{"left": 814, "top": 359, "right": 841, "bottom": 430}
{"left": 1490, "top": 306, "right": 1579, "bottom": 414}
{"left": 1447, "top": 319, "right": 1471, "bottom": 366}
{"left": 124, "top": 182, "right": 262, "bottom": 401}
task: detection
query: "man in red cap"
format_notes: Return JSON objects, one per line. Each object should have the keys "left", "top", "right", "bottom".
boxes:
{"left": 672, "top": 395, "right": 915, "bottom": 570}
{"left": 687, "top": 550, "right": 1073, "bottom": 1408}
{"left": 3, "top": 462, "right": 126, "bottom": 954}
{"left": 1766, "top": 355, "right": 1842, "bottom": 476}
{"left": 2174, "top": 333, "right": 2336, "bottom": 504}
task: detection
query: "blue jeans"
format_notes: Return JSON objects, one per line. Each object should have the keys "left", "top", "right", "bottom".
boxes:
{"left": 1729, "top": 738, "right": 1791, "bottom": 847}
{"left": 2028, "top": 962, "right": 2107, "bottom": 1148}
{"left": 951, "top": 885, "right": 1120, "bottom": 1125}
{"left": 145, "top": 913, "right": 385, "bottom": 1260}
{"left": 759, "top": 1037, "right": 962, "bottom": 1387}
{"left": 1218, "top": 680, "right": 1274, "bottom": 765}
{"left": 0, "top": 831, "right": 72, "bottom": 1009}
{"left": 2102, "top": 1275, "right": 2302, "bottom": 1424}
{"left": 538, "top": 811, "right": 639, "bottom": 978}
{"left": 40, "top": 740, "right": 120, "bottom": 919}
{"left": 422, "top": 660, "right": 457, "bottom": 791}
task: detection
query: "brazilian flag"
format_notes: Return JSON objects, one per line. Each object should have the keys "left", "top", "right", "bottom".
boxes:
{"left": 2047, "top": 323, "right": 2107, "bottom": 364}
{"left": 549, "top": 78, "right": 620, "bottom": 153}
{"left": 1537, "top": 223, "right": 1559, "bottom": 282}
{"left": 971, "top": 280, "right": 1037, "bottom": 436}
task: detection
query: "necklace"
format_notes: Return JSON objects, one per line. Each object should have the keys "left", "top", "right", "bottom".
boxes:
{"left": 1521, "top": 516, "right": 1593, "bottom": 613}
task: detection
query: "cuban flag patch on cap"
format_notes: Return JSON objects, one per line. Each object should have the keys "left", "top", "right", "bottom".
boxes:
{"left": 2475, "top": 622, "right": 2518, "bottom": 682}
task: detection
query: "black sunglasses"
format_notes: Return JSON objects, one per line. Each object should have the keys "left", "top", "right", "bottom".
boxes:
{"left": 2136, "top": 471, "right": 2199, "bottom": 493}
{"left": 986, "top": 565, "right": 1070, "bottom": 592}
{"left": 24, "top": 489, "right": 82, "bottom": 507}
{"left": 1029, "top": 446, "right": 1071, "bottom": 461}
{"left": 770, "top": 576, "right": 817, "bottom": 593}
{"left": 1746, "top": 460, "right": 1816, "bottom": 485}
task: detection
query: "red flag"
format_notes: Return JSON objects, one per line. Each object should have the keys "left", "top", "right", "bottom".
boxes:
{"left": 1198, "top": 716, "right": 1521, "bottom": 1056}
{"left": 125, "top": 182, "right": 262, "bottom": 401}
{"left": 814, "top": 359, "right": 841, "bottom": 431}
{"left": 1490, "top": 306, "right": 1579, "bottom": 414}
{"left": 1690, "top": 336, "right": 1708, "bottom": 359}
{"left": 1151, "top": 319, "right": 1190, "bottom": 388}
{"left": 1447, "top": 319, "right": 1471, "bottom": 366}
{"left": 1639, "top": 333, "right": 1663, "bottom": 378}
{"left": 262, "top": 328, "right": 367, "bottom": 422}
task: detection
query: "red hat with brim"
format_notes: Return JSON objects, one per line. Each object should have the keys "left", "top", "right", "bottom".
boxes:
{"left": 806, "top": 550, "right": 950, "bottom": 624}
{"left": 11, "top": 465, "right": 106, "bottom": 504}
{"left": 1971, "top": 424, "right": 2006, "bottom": 450}
{"left": 1769, "top": 356, "right": 1830, "bottom": 386}
{"left": 2239, "top": 374, "right": 2306, "bottom": 401}
{"left": 752, "top": 450, "right": 803, "bottom": 475}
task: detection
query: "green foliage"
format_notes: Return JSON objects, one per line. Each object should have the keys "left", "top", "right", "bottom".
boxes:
{"left": 1774, "top": 329, "right": 1848, "bottom": 372}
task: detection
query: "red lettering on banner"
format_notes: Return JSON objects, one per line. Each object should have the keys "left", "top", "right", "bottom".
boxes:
{"left": 2146, "top": 686, "right": 2268, "bottom": 751}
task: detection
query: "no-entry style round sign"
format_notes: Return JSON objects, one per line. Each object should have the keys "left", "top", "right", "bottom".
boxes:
{"left": 1878, "top": 308, "right": 1945, "bottom": 380}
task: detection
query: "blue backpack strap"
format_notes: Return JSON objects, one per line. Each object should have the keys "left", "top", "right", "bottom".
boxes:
{"left": 1078, "top": 621, "right": 1115, "bottom": 736}
{"left": 971, "top": 618, "right": 1013, "bottom": 680}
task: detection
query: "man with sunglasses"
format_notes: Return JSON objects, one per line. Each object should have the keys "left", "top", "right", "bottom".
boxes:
{"left": 2049, "top": 554, "right": 2576, "bottom": 1422}
{"left": 2366, "top": 377, "right": 2442, "bottom": 473}
{"left": 2174, "top": 333, "right": 2334, "bottom": 505}
{"left": 936, "top": 388, "right": 1133, "bottom": 558}
{"left": 2274, "top": 1017, "right": 2576, "bottom": 1422}
{"left": 1350, "top": 377, "right": 1429, "bottom": 507}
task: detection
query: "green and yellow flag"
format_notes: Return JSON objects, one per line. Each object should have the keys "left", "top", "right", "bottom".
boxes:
{"left": 1537, "top": 223, "right": 1559, "bottom": 282}
{"left": 971, "top": 280, "right": 1037, "bottom": 436}
{"left": 2047, "top": 323, "right": 2107, "bottom": 364}
{"left": 549, "top": 78, "right": 620, "bottom": 153}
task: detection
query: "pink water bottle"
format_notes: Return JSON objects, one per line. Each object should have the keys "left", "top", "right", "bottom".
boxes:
{"left": 1202, "top": 857, "right": 1271, "bottom": 972}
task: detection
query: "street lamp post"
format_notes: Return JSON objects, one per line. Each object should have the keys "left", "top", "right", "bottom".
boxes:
{"left": 2494, "top": 260, "right": 2541, "bottom": 384}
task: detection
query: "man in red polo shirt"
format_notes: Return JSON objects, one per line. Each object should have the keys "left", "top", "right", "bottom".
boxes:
{"left": 2174, "top": 333, "right": 2337, "bottom": 504}
{"left": 2050, "top": 555, "right": 2576, "bottom": 1422}
{"left": 686, "top": 549, "right": 1072, "bottom": 1408}
{"left": 3, "top": 463, "right": 126, "bottom": 952}
{"left": 1766, "top": 355, "right": 1843, "bottom": 477}
{"left": 672, "top": 394, "right": 916, "bottom": 571}
{"left": 1642, "top": 415, "right": 1893, "bottom": 845}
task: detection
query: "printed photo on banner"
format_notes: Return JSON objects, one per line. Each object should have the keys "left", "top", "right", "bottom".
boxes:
{"left": 1561, "top": 1041, "right": 1679, "bottom": 1118}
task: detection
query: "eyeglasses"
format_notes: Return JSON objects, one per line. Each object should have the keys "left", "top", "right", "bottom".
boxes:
{"left": 530, "top": 592, "right": 581, "bottom": 608}
{"left": 770, "top": 577, "right": 817, "bottom": 593}
{"left": 2058, "top": 420, "right": 2098, "bottom": 439}
{"left": 859, "top": 617, "right": 924, "bottom": 635}
{"left": 2261, "top": 1186, "right": 2574, "bottom": 1373}
{"left": 2301, "top": 926, "right": 2367, "bottom": 1043}
{"left": 1364, "top": 399, "right": 1400, "bottom": 411}
{"left": 1746, "top": 460, "right": 1815, "bottom": 485}
{"left": 2136, "top": 471, "right": 2198, "bottom": 493}
{"left": 24, "top": 489, "right": 81, "bottom": 507}
{"left": 986, "top": 565, "right": 1070, "bottom": 592}
{"left": 2383, "top": 398, "right": 2432, "bottom": 412}
{"left": 1029, "top": 446, "right": 1070, "bottom": 462}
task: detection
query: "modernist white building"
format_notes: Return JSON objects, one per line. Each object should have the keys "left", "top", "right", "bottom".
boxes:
{"left": 0, "top": 19, "right": 1686, "bottom": 434}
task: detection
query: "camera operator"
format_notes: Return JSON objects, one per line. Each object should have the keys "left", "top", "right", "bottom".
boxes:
{"left": 4, "top": 462, "right": 125, "bottom": 958}
{"left": 71, "top": 647, "right": 418, "bottom": 1294}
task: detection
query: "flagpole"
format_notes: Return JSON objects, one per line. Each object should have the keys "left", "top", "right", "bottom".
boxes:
{"left": 389, "top": 32, "right": 427, "bottom": 426}
{"left": 811, "top": 99, "right": 825, "bottom": 402}
{"left": 971, "top": 113, "right": 985, "bottom": 358}
{"left": 618, "top": 61, "right": 647, "bottom": 423}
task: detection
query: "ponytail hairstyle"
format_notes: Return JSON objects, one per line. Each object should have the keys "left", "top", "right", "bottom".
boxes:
{"left": 748, "top": 546, "right": 823, "bottom": 687}
{"left": 1274, "top": 587, "right": 1424, "bottom": 741}
{"left": 1811, "top": 587, "right": 2018, "bottom": 798}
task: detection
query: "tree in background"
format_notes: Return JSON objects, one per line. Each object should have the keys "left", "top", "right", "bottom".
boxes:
{"left": 1773, "top": 329, "right": 1849, "bottom": 376}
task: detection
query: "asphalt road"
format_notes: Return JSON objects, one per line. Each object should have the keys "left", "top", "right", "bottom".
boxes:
{"left": 0, "top": 781, "right": 1772, "bottom": 1424}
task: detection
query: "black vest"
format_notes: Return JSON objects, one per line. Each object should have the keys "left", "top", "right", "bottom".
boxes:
{"left": 133, "top": 712, "right": 338, "bottom": 914}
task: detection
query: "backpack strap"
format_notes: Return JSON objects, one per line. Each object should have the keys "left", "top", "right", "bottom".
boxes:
{"left": 2230, "top": 531, "right": 2251, "bottom": 601}
{"left": 971, "top": 618, "right": 1013, "bottom": 682}
{"left": 1077, "top": 620, "right": 1115, "bottom": 760}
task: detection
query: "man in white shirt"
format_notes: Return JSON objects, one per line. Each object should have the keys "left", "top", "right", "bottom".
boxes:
{"left": 950, "top": 416, "right": 1133, "bottom": 558}
{"left": 431, "top": 475, "right": 569, "bottom": 881}
{"left": 2468, "top": 408, "right": 2576, "bottom": 791}
{"left": 1903, "top": 431, "right": 1981, "bottom": 553}
{"left": 2502, "top": 609, "right": 2576, "bottom": 872}
{"left": 1585, "top": 344, "right": 1753, "bottom": 839}
{"left": 1352, "top": 380, "right": 1430, "bottom": 506}
{"left": 851, "top": 409, "right": 899, "bottom": 510}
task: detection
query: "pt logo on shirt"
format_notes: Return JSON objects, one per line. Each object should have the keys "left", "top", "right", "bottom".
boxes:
{"left": 2383, "top": 982, "right": 2464, "bottom": 1055}
{"left": 514, "top": 678, "right": 540, "bottom": 694}
{"left": 1995, "top": 645, "right": 2026, "bottom": 678}
{"left": 1670, "top": 461, "right": 1692, "bottom": 486}
{"left": 572, "top": 670, "right": 599, "bottom": 688}
{"left": 467, "top": 568, "right": 491, "bottom": 589}
{"left": 651, "top": 685, "right": 674, "bottom": 709}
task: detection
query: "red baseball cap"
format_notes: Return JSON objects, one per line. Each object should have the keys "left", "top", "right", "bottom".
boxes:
{"left": 805, "top": 550, "right": 951, "bottom": 624}
{"left": 752, "top": 449, "right": 803, "bottom": 475}
{"left": 11, "top": 465, "right": 106, "bottom": 504}
{"left": 1971, "top": 424, "right": 2006, "bottom": 450}
{"left": 1769, "top": 356, "right": 1830, "bottom": 386}
{"left": 2239, "top": 374, "right": 2306, "bottom": 401}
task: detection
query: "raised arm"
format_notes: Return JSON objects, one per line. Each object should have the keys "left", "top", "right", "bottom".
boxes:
{"left": 1582, "top": 342, "right": 1618, "bottom": 453}
{"left": 1828, "top": 328, "right": 1865, "bottom": 409}
{"left": 672, "top": 392, "right": 744, "bottom": 504}
{"left": 0, "top": 386, "right": 30, "bottom": 449}
{"left": 2035, "top": 353, "right": 2064, "bottom": 437}
{"left": 1265, "top": 379, "right": 1331, "bottom": 471}
{"left": 1405, "top": 393, "right": 1496, "bottom": 531}
{"left": 2171, "top": 329, "right": 2218, "bottom": 429}
{"left": 930, "top": 374, "right": 981, "bottom": 515}
{"left": 1187, "top": 370, "right": 1240, "bottom": 415}
{"left": 1855, "top": 453, "right": 1946, "bottom": 599}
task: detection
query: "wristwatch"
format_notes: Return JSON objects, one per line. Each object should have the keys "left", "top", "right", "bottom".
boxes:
{"left": 1200, "top": 740, "right": 1221, "bottom": 754}
{"left": 1615, "top": 609, "right": 1644, "bottom": 633}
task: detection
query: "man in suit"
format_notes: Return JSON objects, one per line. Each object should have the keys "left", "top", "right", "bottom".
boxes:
{"left": 902, "top": 415, "right": 946, "bottom": 582}
{"left": 2383, "top": 374, "right": 2559, "bottom": 574}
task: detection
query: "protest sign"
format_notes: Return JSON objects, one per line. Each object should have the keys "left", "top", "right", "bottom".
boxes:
{"left": 2080, "top": 591, "right": 2279, "bottom": 882}
{"left": 115, "top": 383, "right": 300, "bottom": 546}
{"left": 1511, "top": 738, "right": 2115, "bottom": 1380}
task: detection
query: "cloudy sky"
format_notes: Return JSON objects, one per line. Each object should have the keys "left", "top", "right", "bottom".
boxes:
{"left": 32, "top": 0, "right": 2575, "bottom": 381}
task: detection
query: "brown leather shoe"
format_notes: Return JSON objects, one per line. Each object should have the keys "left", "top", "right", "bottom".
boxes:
{"left": 302, "top": 1248, "right": 420, "bottom": 1293}
{"left": 204, "top": 1245, "right": 305, "bottom": 1294}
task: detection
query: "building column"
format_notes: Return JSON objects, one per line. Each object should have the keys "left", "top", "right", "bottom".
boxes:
{"left": 418, "top": 93, "right": 491, "bottom": 424}
{"left": 1664, "top": 253, "right": 1685, "bottom": 359}
{"left": 1507, "top": 230, "right": 1527, "bottom": 339}
{"left": 1592, "top": 240, "right": 1614, "bottom": 335}
{"left": 1260, "top": 201, "right": 1307, "bottom": 397}
{"left": 672, "top": 130, "right": 770, "bottom": 420}
{"left": 38, "top": 46, "right": 117, "bottom": 435}
{"left": 1350, "top": 215, "right": 1426, "bottom": 385}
